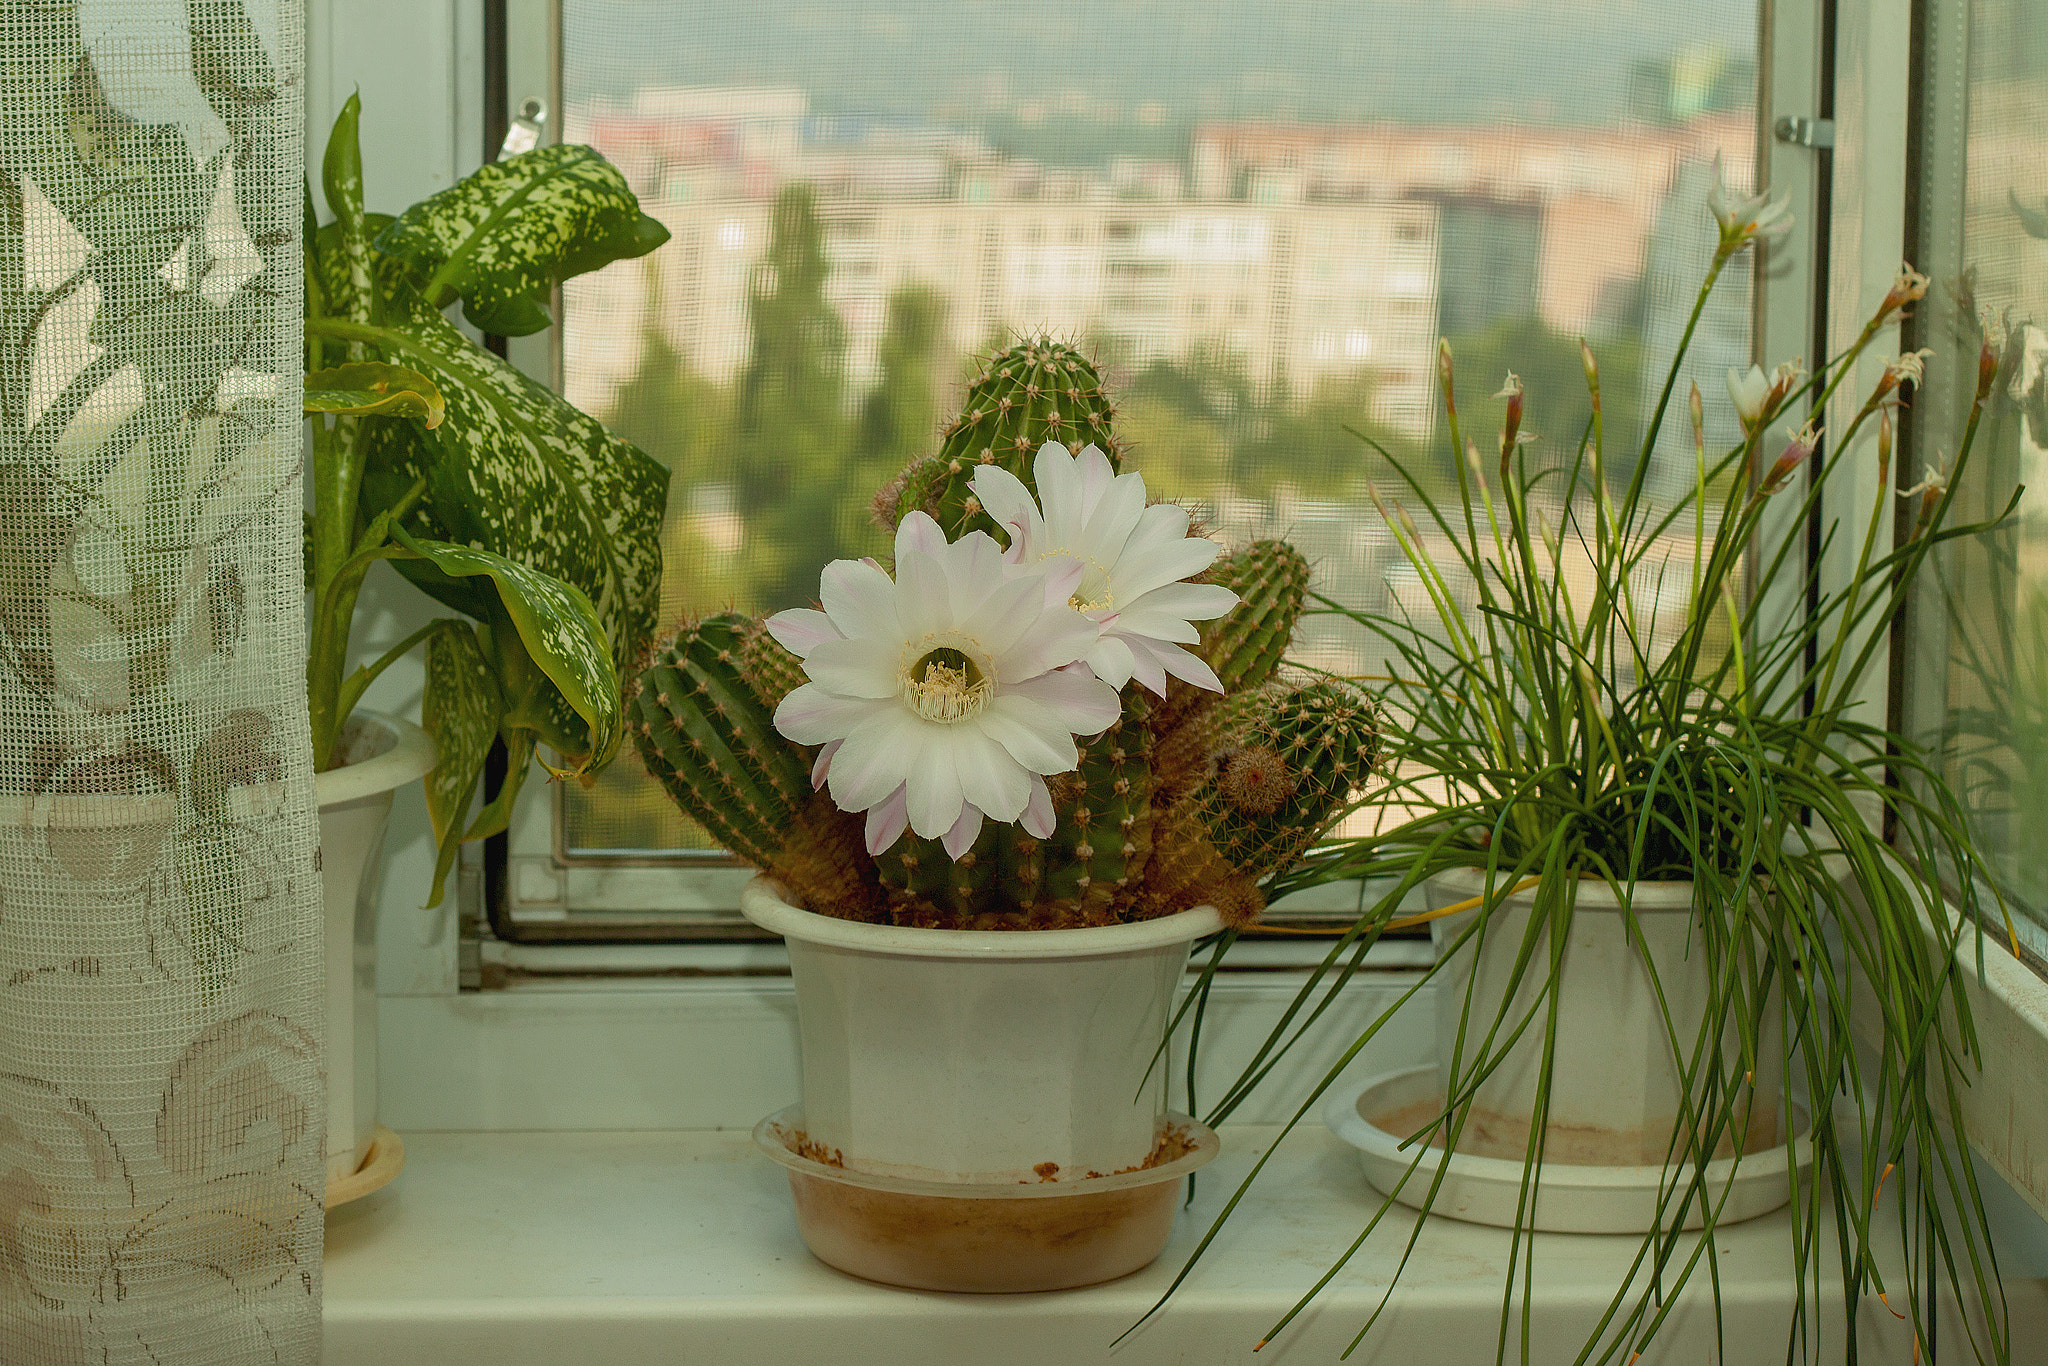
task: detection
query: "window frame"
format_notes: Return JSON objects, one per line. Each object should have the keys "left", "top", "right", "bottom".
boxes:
{"left": 488, "top": 0, "right": 1814, "bottom": 953}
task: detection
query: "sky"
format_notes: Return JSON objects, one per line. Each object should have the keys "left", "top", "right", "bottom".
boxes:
{"left": 563, "top": 0, "right": 1760, "bottom": 135}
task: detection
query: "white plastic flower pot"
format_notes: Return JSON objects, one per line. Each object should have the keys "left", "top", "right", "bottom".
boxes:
{"left": 314, "top": 711, "right": 434, "bottom": 1188}
{"left": 1425, "top": 867, "right": 1785, "bottom": 1170}
{"left": 740, "top": 877, "right": 1222, "bottom": 1184}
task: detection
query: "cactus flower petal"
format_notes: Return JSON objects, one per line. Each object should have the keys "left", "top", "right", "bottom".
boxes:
{"left": 940, "top": 804, "right": 985, "bottom": 860}
{"left": 1021, "top": 774, "right": 1056, "bottom": 839}
{"left": 970, "top": 441, "right": 1238, "bottom": 697}
{"left": 811, "top": 738, "right": 840, "bottom": 790}
{"left": 765, "top": 606, "right": 839, "bottom": 655}
{"left": 769, "top": 510, "right": 1117, "bottom": 857}
{"left": 864, "top": 784, "right": 911, "bottom": 855}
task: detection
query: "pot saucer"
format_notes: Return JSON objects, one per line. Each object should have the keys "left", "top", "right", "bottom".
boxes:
{"left": 1324, "top": 1065, "right": 1811, "bottom": 1234}
{"left": 754, "top": 1106, "right": 1218, "bottom": 1292}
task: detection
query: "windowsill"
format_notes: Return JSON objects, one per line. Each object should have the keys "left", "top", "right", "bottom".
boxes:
{"left": 322, "top": 1123, "right": 2048, "bottom": 1365}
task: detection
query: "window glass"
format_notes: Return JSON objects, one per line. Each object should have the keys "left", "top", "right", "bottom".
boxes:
{"left": 555, "top": 0, "right": 1761, "bottom": 861}
{"left": 1911, "top": 0, "right": 2048, "bottom": 937}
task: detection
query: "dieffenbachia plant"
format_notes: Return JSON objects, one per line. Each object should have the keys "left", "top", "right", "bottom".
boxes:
{"left": 303, "top": 96, "right": 671, "bottom": 903}
{"left": 630, "top": 338, "right": 1382, "bottom": 930}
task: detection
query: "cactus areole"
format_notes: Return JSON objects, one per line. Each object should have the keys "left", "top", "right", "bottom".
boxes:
{"left": 633, "top": 338, "right": 1382, "bottom": 931}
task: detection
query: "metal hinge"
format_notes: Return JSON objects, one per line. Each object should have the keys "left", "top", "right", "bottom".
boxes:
{"left": 1774, "top": 115, "right": 1836, "bottom": 150}
{"left": 457, "top": 852, "right": 485, "bottom": 991}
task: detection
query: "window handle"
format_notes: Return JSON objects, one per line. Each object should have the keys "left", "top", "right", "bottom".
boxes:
{"left": 1773, "top": 116, "right": 1835, "bottom": 150}
{"left": 499, "top": 96, "right": 548, "bottom": 159}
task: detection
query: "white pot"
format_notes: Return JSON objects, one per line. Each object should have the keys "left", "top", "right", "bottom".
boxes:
{"left": 314, "top": 711, "right": 434, "bottom": 1187}
{"left": 740, "top": 878, "right": 1222, "bottom": 1184}
{"left": 1426, "top": 868, "right": 1784, "bottom": 1167}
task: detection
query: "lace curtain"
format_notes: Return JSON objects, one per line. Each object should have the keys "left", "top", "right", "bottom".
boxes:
{"left": 0, "top": 2, "right": 323, "bottom": 1361}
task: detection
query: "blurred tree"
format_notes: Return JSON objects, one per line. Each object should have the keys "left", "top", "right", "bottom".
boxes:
{"left": 732, "top": 182, "right": 851, "bottom": 609}
{"left": 850, "top": 282, "right": 950, "bottom": 548}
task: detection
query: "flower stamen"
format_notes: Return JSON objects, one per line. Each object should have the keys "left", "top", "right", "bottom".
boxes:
{"left": 903, "top": 647, "right": 993, "bottom": 723}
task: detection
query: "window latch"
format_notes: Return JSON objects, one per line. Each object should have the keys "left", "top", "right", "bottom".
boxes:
{"left": 1773, "top": 116, "right": 1835, "bottom": 150}
{"left": 498, "top": 97, "right": 549, "bottom": 160}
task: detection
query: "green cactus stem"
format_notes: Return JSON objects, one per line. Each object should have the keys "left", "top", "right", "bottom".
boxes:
{"left": 632, "top": 611, "right": 879, "bottom": 917}
{"left": 883, "top": 338, "right": 1121, "bottom": 541}
{"left": 875, "top": 692, "right": 1156, "bottom": 929}
{"left": 736, "top": 616, "right": 808, "bottom": 709}
{"left": 1143, "top": 674, "right": 1380, "bottom": 927}
{"left": 1202, "top": 540, "right": 1310, "bottom": 695}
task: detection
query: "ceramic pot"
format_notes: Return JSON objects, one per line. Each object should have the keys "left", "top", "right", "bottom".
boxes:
{"left": 314, "top": 711, "right": 433, "bottom": 1187}
{"left": 740, "top": 878, "right": 1222, "bottom": 1183}
{"left": 1425, "top": 867, "right": 1784, "bottom": 1168}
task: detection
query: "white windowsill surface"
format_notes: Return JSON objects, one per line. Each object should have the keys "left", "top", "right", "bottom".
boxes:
{"left": 322, "top": 1122, "right": 2048, "bottom": 1365}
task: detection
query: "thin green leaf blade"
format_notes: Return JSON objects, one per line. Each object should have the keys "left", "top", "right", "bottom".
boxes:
{"left": 374, "top": 143, "right": 669, "bottom": 336}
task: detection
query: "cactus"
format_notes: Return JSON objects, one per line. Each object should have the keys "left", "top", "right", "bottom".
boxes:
{"left": 1142, "top": 674, "right": 1381, "bottom": 928}
{"left": 1202, "top": 540, "right": 1310, "bottom": 694}
{"left": 883, "top": 340, "right": 1121, "bottom": 541}
{"left": 735, "top": 616, "right": 807, "bottom": 708}
{"left": 632, "top": 337, "right": 1381, "bottom": 932}
{"left": 633, "top": 611, "right": 880, "bottom": 917}
{"left": 876, "top": 694, "right": 1156, "bottom": 929}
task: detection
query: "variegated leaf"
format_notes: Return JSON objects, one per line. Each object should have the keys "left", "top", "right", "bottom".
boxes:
{"left": 304, "top": 363, "right": 444, "bottom": 426}
{"left": 374, "top": 144, "right": 669, "bottom": 337}
{"left": 357, "top": 288, "right": 667, "bottom": 699}
{"left": 390, "top": 526, "right": 623, "bottom": 773}
{"left": 318, "top": 92, "right": 377, "bottom": 332}
{"left": 421, "top": 620, "right": 501, "bottom": 909}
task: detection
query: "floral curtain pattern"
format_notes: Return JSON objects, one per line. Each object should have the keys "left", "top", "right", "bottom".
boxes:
{"left": 0, "top": 2, "right": 322, "bottom": 1361}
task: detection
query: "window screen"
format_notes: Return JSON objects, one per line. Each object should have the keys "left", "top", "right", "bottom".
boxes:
{"left": 543, "top": 0, "right": 1762, "bottom": 915}
{"left": 1909, "top": 0, "right": 2048, "bottom": 947}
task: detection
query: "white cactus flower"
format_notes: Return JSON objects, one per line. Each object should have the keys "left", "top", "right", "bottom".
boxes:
{"left": 766, "top": 512, "right": 1119, "bottom": 859}
{"left": 970, "top": 442, "right": 1240, "bottom": 695}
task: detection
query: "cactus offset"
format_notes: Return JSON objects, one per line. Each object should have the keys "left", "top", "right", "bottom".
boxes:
{"left": 1202, "top": 540, "right": 1310, "bottom": 694}
{"left": 633, "top": 612, "right": 880, "bottom": 917}
{"left": 885, "top": 340, "right": 1121, "bottom": 540}
{"left": 1143, "top": 674, "right": 1380, "bottom": 927}
{"left": 736, "top": 616, "right": 807, "bottom": 708}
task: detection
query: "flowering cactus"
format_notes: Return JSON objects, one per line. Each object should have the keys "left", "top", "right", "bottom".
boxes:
{"left": 632, "top": 339, "right": 1380, "bottom": 929}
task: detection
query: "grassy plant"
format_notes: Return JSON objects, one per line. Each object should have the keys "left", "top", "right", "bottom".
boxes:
{"left": 1152, "top": 201, "right": 2020, "bottom": 1362}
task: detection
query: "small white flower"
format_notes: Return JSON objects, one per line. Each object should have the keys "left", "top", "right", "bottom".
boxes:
{"left": 1885, "top": 348, "right": 1934, "bottom": 389}
{"left": 971, "top": 442, "right": 1239, "bottom": 695}
{"left": 1708, "top": 156, "right": 1794, "bottom": 251}
{"left": 1899, "top": 463, "right": 1948, "bottom": 499}
{"left": 767, "top": 512, "right": 1120, "bottom": 858}
{"left": 1727, "top": 364, "right": 1772, "bottom": 429}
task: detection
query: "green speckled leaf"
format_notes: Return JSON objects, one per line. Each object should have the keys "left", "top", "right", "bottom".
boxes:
{"left": 421, "top": 620, "right": 500, "bottom": 907}
{"left": 391, "top": 526, "right": 622, "bottom": 773}
{"left": 358, "top": 288, "right": 667, "bottom": 704}
{"left": 374, "top": 144, "right": 670, "bottom": 337}
{"left": 304, "top": 362, "right": 444, "bottom": 425}
{"left": 320, "top": 93, "right": 377, "bottom": 330}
